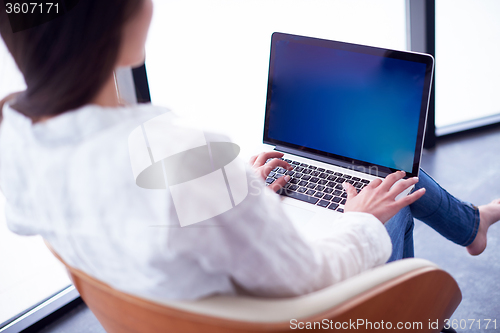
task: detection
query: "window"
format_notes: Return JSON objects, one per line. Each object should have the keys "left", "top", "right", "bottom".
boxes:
{"left": 145, "top": 0, "right": 407, "bottom": 154}
{"left": 0, "top": 39, "right": 73, "bottom": 331}
{"left": 435, "top": 0, "right": 500, "bottom": 130}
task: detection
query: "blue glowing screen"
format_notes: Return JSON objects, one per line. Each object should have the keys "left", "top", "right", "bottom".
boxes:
{"left": 266, "top": 39, "right": 427, "bottom": 172}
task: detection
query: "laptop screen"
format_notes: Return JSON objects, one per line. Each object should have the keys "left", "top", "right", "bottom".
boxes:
{"left": 264, "top": 33, "right": 434, "bottom": 177}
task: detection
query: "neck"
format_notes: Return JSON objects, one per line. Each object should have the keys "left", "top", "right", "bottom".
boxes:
{"left": 92, "top": 73, "right": 121, "bottom": 108}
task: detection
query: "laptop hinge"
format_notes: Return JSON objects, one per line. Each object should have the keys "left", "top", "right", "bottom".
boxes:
{"left": 274, "top": 145, "right": 393, "bottom": 178}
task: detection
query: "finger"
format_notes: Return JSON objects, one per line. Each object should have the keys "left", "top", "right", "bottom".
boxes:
{"left": 388, "top": 177, "right": 419, "bottom": 198}
{"left": 342, "top": 182, "right": 358, "bottom": 199}
{"left": 249, "top": 155, "right": 258, "bottom": 165}
{"left": 366, "top": 178, "right": 383, "bottom": 189}
{"left": 378, "top": 171, "right": 406, "bottom": 191}
{"left": 261, "top": 159, "right": 293, "bottom": 176}
{"left": 395, "top": 188, "right": 426, "bottom": 208}
{"left": 254, "top": 151, "right": 285, "bottom": 167}
{"left": 269, "top": 175, "right": 290, "bottom": 192}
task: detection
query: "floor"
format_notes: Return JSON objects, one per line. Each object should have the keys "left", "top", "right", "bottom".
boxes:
{"left": 24, "top": 126, "right": 500, "bottom": 333}
{"left": 415, "top": 125, "right": 500, "bottom": 332}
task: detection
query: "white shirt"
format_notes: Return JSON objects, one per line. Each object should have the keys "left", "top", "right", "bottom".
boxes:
{"left": 0, "top": 102, "right": 392, "bottom": 300}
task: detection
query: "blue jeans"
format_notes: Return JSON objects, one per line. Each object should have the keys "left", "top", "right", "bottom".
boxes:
{"left": 385, "top": 169, "right": 480, "bottom": 262}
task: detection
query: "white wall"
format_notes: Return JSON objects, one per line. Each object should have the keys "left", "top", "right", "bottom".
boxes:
{"left": 0, "top": 37, "right": 26, "bottom": 100}
{"left": 145, "top": 0, "right": 407, "bottom": 157}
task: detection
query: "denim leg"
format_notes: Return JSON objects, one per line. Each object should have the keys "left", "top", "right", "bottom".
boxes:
{"left": 384, "top": 168, "right": 479, "bottom": 262}
{"left": 385, "top": 206, "right": 415, "bottom": 262}
{"left": 410, "top": 169, "right": 480, "bottom": 246}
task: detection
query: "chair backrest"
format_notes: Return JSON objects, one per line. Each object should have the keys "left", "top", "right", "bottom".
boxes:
{"left": 46, "top": 243, "right": 462, "bottom": 333}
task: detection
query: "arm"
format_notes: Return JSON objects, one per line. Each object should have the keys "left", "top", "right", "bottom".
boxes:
{"left": 166, "top": 151, "right": 423, "bottom": 297}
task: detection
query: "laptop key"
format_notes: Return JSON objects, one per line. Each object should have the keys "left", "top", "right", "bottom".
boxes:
{"left": 354, "top": 182, "right": 363, "bottom": 188}
{"left": 328, "top": 203, "right": 339, "bottom": 210}
{"left": 327, "top": 175, "right": 336, "bottom": 181}
{"left": 344, "top": 175, "right": 352, "bottom": 179}
{"left": 286, "top": 171, "right": 295, "bottom": 176}
{"left": 311, "top": 171, "right": 320, "bottom": 177}
{"left": 337, "top": 208, "right": 344, "bottom": 213}
{"left": 341, "top": 192, "right": 348, "bottom": 198}
{"left": 300, "top": 163, "right": 309, "bottom": 167}
{"left": 291, "top": 161, "right": 300, "bottom": 165}
{"left": 298, "top": 180, "right": 308, "bottom": 186}
{"left": 327, "top": 181, "right": 336, "bottom": 187}
{"left": 289, "top": 185, "right": 299, "bottom": 191}
{"left": 333, "top": 190, "right": 342, "bottom": 196}
{"left": 332, "top": 196, "right": 342, "bottom": 203}
{"left": 319, "top": 173, "right": 328, "bottom": 179}
{"left": 306, "top": 189, "right": 316, "bottom": 196}
{"left": 284, "top": 159, "right": 292, "bottom": 163}
{"left": 335, "top": 177, "right": 346, "bottom": 183}
{"left": 352, "top": 177, "right": 361, "bottom": 181}
{"left": 295, "top": 167, "right": 304, "bottom": 172}
{"left": 266, "top": 177, "right": 275, "bottom": 184}
{"left": 334, "top": 172, "right": 343, "bottom": 176}
{"left": 341, "top": 199, "right": 347, "bottom": 205}
{"left": 324, "top": 188, "right": 333, "bottom": 194}
{"left": 306, "top": 183, "right": 316, "bottom": 189}
{"left": 309, "top": 166, "right": 317, "bottom": 170}
{"left": 325, "top": 170, "right": 333, "bottom": 174}
{"left": 302, "top": 175, "right": 311, "bottom": 181}
{"left": 335, "top": 184, "right": 344, "bottom": 190}
{"left": 361, "top": 179, "right": 370, "bottom": 184}
{"left": 316, "top": 185, "right": 325, "bottom": 191}
{"left": 290, "top": 178, "right": 300, "bottom": 184}
{"left": 269, "top": 171, "right": 276, "bottom": 177}
{"left": 303, "top": 169, "right": 312, "bottom": 174}
{"left": 280, "top": 190, "right": 319, "bottom": 205}
{"left": 317, "top": 168, "right": 325, "bottom": 172}
{"left": 317, "top": 200, "right": 329, "bottom": 207}
{"left": 323, "top": 194, "right": 333, "bottom": 200}
{"left": 318, "top": 179, "right": 328, "bottom": 185}
{"left": 310, "top": 177, "right": 319, "bottom": 183}
{"left": 314, "top": 192, "right": 324, "bottom": 198}
{"left": 297, "top": 187, "right": 307, "bottom": 193}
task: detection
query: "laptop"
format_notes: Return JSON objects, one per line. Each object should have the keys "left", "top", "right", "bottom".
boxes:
{"left": 262, "top": 33, "right": 434, "bottom": 236}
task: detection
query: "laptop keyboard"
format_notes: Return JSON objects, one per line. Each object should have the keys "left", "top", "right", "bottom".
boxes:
{"left": 265, "top": 158, "right": 371, "bottom": 213}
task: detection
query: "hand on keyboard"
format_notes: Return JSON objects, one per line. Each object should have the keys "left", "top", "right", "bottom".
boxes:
{"left": 249, "top": 151, "right": 293, "bottom": 192}
{"left": 343, "top": 171, "right": 426, "bottom": 223}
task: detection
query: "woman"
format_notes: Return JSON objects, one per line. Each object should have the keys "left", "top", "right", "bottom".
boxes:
{"left": 1, "top": 0, "right": 499, "bottom": 302}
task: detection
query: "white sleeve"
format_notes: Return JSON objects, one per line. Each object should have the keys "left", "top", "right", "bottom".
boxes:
{"left": 167, "top": 159, "right": 392, "bottom": 297}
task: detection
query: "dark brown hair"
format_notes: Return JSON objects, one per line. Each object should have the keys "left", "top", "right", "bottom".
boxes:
{"left": 0, "top": 0, "right": 144, "bottom": 121}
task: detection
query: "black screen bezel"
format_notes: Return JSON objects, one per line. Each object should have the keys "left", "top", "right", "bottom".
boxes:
{"left": 263, "top": 32, "right": 434, "bottom": 178}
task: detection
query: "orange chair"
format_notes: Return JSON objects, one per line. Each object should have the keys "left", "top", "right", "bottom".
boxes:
{"left": 46, "top": 242, "right": 461, "bottom": 333}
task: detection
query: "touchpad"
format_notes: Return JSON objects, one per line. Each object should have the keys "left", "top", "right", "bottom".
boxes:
{"left": 282, "top": 202, "right": 342, "bottom": 241}
{"left": 282, "top": 202, "right": 317, "bottom": 224}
